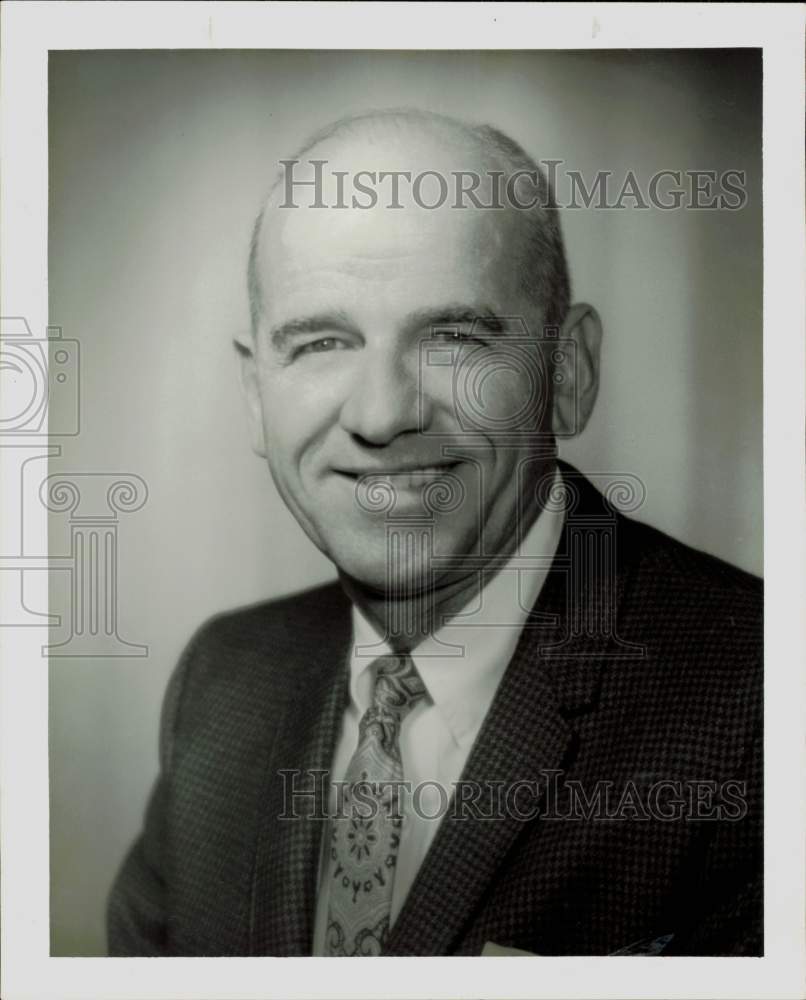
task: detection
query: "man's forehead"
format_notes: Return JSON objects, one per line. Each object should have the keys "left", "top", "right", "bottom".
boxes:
{"left": 266, "top": 194, "right": 506, "bottom": 263}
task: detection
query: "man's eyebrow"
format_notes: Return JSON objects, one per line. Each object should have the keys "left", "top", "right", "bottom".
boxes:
{"left": 269, "top": 310, "right": 357, "bottom": 350}
{"left": 404, "top": 305, "right": 506, "bottom": 335}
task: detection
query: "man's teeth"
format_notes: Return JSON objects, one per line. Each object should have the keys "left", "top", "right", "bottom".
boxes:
{"left": 387, "top": 468, "right": 454, "bottom": 488}
{"left": 356, "top": 467, "right": 456, "bottom": 488}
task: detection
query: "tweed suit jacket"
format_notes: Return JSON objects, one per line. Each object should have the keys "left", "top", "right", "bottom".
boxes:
{"left": 107, "top": 462, "right": 763, "bottom": 957}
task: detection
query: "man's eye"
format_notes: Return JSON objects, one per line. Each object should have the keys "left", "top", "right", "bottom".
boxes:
{"left": 295, "top": 338, "right": 346, "bottom": 357}
{"left": 435, "top": 328, "right": 482, "bottom": 344}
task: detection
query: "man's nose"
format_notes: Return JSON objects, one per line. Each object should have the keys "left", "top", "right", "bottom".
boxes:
{"left": 338, "top": 347, "right": 428, "bottom": 446}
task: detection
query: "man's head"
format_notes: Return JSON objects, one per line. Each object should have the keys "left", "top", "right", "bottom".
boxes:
{"left": 237, "top": 109, "right": 601, "bottom": 594}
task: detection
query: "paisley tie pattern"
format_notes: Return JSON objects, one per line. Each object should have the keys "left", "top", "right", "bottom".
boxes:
{"left": 325, "top": 654, "right": 426, "bottom": 956}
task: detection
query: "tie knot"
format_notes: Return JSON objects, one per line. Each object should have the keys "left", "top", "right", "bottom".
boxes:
{"left": 371, "top": 653, "right": 426, "bottom": 718}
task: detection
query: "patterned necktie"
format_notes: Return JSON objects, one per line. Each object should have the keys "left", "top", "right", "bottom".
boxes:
{"left": 325, "top": 653, "right": 426, "bottom": 956}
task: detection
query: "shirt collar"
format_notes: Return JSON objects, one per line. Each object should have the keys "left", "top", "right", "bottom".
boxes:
{"left": 348, "top": 464, "right": 565, "bottom": 748}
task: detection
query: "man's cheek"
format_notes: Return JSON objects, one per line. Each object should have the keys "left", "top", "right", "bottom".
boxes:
{"left": 478, "top": 367, "right": 545, "bottom": 428}
{"left": 273, "top": 372, "right": 351, "bottom": 428}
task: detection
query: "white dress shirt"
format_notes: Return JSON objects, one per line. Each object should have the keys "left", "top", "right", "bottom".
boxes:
{"left": 311, "top": 466, "right": 565, "bottom": 954}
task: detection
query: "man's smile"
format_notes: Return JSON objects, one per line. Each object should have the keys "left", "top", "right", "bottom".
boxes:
{"left": 333, "top": 461, "right": 463, "bottom": 493}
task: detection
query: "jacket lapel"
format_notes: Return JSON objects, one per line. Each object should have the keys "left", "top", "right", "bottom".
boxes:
{"left": 249, "top": 595, "right": 352, "bottom": 956}
{"left": 383, "top": 464, "right": 638, "bottom": 955}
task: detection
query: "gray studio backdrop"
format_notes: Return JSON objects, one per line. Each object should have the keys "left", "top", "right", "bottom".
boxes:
{"left": 48, "top": 49, "right": 762, "bottom": 955}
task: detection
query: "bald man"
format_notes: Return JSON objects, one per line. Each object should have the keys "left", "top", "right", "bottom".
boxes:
{"left": 107, "top": 110, "right": 762, "bottom": 957}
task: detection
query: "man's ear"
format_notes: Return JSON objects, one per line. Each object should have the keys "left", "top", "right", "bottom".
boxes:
{"left": 233, "top": 331, "right": 268, "bottom": 457}
{"left": 551, "top": 303, "right": 602, "bottom": 437}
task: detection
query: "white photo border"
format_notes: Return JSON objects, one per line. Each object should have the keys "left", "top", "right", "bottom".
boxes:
{"left": 1, "top": 2, "right": 804, "bottom": 999}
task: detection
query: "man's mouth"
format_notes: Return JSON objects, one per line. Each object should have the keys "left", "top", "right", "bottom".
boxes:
{"left": 334, "top": 462, "right": 461, "bottom": 491}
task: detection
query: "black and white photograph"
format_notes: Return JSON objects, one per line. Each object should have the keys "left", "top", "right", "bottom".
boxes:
{"left": 2, "top": 4, "right": 805, "bottom": 999}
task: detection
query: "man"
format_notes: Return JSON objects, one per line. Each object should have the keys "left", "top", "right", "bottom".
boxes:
{"left": 107, "top": 109, "right": 762, "bottom": 957}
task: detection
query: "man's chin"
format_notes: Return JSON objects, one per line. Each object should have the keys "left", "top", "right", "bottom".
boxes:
{"left": 322, "top": 542, "right": 436, "bottom": 597}
{"left": 320, "top": 525, "right": 480, "bottom": 597}
{"left": 335, "top": 561, "right": 437, "bottom": 599}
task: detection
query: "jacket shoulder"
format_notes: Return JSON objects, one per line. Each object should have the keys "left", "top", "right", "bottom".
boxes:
{"left": 621, "top": 514, "right": 762, "bottom": 624}
{"left": 614, "top": 514, "right": 762, "bottom": 728}
{"left": 559, "top": 461, "right": 761, "bottom": 624}
{"left": 191, "top": 578, "right": 351, "bottom": 654}
{"left": 160, "top": 579, "right": 351, "bottom": 760}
